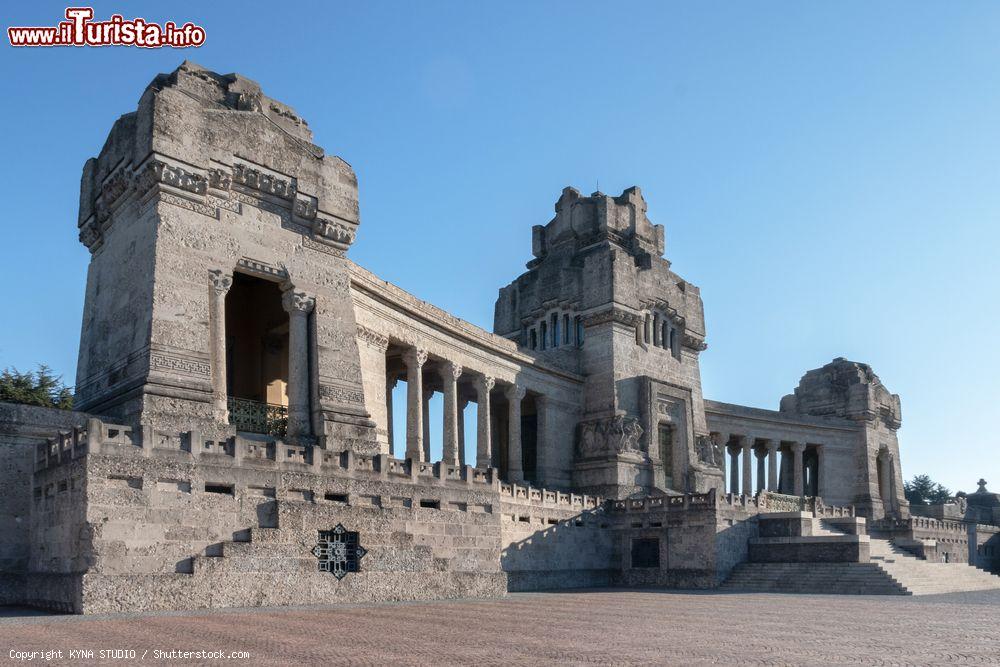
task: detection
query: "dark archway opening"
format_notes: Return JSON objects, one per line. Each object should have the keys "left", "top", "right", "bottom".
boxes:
{"left": 225, "top": 272, "right": 289, "bottom": 435}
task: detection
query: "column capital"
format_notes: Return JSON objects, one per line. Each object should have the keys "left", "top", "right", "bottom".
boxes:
{"left": 740, "top": 435, "right": 754, "bottom": 449}
{"left": 387, "top": 373, "right": 399, "bottom": 390}
{"left": 504, "top": 384, "right": 526, "bottom": 401}
{"left": 476, "top": 375, "right": 495, "bottom": 395}
{"left": 766, "top": 439, "right": 780, "bottom": 453}
{"left": 208, "top": 269, "right": 233, "bottom": 295}
{"left": 404, "top": 347, "right": 428, "bottom": 369}
{"left": 439, "top": 360, "right": 463, "bottom": 382}
{"left": 791, "top": 441, "right": 806, "bottom": 454}
{"left": 281, "top": 288, "right": 315, "bottom": 315}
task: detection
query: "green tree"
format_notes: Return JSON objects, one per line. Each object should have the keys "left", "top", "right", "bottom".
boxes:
{"left": 0, "top": 365, "right": 73, "bottom": 410}
{"left": 904, "top": 474, "right": 952, "bottom": 506}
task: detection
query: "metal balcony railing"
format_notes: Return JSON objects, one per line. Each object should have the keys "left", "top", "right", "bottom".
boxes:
{"left": 228, "top": 397, "right": 287, "bottom": 437}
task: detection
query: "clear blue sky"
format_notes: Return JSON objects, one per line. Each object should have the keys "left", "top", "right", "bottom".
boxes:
{"left": 2, "top": 1, "right": 998, "bottom": 493}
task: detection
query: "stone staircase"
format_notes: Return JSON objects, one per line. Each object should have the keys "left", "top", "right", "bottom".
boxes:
{"left": 867, "top": 535, "right": 1000, "bottom": 595}
{"left": 720, "top": 562, "right": 908, "bottom": 595}
{"left": 721, "top": 517, "right": 1000, "bottom": 596}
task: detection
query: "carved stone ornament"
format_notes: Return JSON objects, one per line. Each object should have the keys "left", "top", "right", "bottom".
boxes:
{"left": 137, "top": 160, "right": 207, "bottom": 196}
{"left": 281, "top": 289, "right": 315, "bottom": 314}
{"left": 208, "top": 269, "right": 233, "bottom": 295}
{"left": 576, "top": 415, "right": 644, "bottom": 459}
{"left": 356, "top": 325, "right": 389, "bottom": 351}
{"left": 696, "top": 434, "right": 724, "bottom": 469}
{"left": 232, "top": 163, "right": 296, "bottom": 200}
{"left": 476, "top": 376, "right": 495, "bottom": 396}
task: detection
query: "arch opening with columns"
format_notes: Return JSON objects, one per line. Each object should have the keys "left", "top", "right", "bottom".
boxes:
{"left": 210, "top": 269, "right": 316, "bottom": 441}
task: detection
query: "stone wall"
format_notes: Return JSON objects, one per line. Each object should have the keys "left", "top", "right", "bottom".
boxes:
{"left": 0, "top": 402, "right": 91, "bottom": 607}
{"left": 499, "top": 484, "right": 614, "bottom": 590}
{"left": 870, "top": 517, "right": 973, "bottom": 564}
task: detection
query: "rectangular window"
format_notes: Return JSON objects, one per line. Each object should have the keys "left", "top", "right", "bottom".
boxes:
{"left": 631, "top": 538, "right": 661, "bottom": 568}
{"left": 575, "top": 317, "right": 584, "bottom": 347}
{"left": 205, "top": 483, "right": 234, "bottom": 496}
{"left": 419, "top": 499, "right": 440, "bottom": 509}
{"left": 563, "top": 314, "right": 570, "bottom": 344}
{"left": 551, "top": 313, "right": 559, "bottom": 348}
{"left": 659, "top": 424, "right": 674, "bottom": 485}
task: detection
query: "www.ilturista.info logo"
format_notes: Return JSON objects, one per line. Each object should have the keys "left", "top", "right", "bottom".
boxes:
{"left": 8, "top": 7, "right": 206, "bottom": 48}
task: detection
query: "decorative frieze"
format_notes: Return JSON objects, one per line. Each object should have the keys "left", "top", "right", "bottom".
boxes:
{"left": 137, "top": 160, "right": 207, "bottom": 196}
{"left": 159, "top": 192, "right": 217, "bottom": 218}
{"left": 582, "top": 307, "right": 642, "bottom": 328}
{"left": 207, "top": 167, "right": 232, "bottom": 191}
{"left": 232, "top": 163, "right": 297, "bottom": 200}
{"left": 319, "top": 383, "right": 365, "bottom": 405}
{"left": 293, "top": 196, "right": 318, "bottom": 220}
{"left": 236, "top": 257, "right": 288, "bottom": 280}
{"left": 312, "top": 217, "right": 356, "bottom": 250}
{"left": 148, "top": 352, "right": 211, "bottom": 378}
{"left": 356, "top": 325, "right": 389, "bottom": 351}
{"left": 100, "top": 167, "right": 131, "bottom": 207}
{"left": 576, "top": 415, "right": 644, "bottom": 459}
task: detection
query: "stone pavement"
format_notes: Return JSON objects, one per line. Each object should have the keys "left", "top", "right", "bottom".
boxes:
{"left": 2, "top": 590, "right": 999, "bottom": 665}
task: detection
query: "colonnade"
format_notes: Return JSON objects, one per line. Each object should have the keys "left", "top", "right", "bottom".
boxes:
{"left": 389, "top": 345, "right": 534, "bottom": 483}
{"left": 712, "top": 432, "right": 825, "bottom": 498}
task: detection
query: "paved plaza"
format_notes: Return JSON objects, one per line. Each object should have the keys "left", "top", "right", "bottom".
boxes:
{"left": 3, "top": 590, "right": 1000, "bottom": 665}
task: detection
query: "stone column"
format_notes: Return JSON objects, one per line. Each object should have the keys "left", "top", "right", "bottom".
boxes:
{"left": 458, "top": 398, "right": 468, "bottom": 467}
{"left": 728, "top": 446, "right": 740, "bottom": 494}
{"left": 404, "top": 348, "right": 427, "bottom": 461}
{"left": 878, "top": 449, "right": 893, "bottom": 512}
{"left": 767, "top": 440, "right": 779, "bottom": 492}
{"left": 815, "top": 444, "right": 825, "bottom": 499}
{"left": 506, "top": 384, "right": 526, "bottom": 483}
{"left": 281, "top": 287, "right": 315, "bottom": 441}
{"left": 475, "top": 375, "right": 495, "bottom": 468}
{"left": 386, "top": 375, "right": 397, "bottom": 457}
{"left": 440, "top": 361, "right": 462, "bottom": 466}
{"left": 756, "top": 447, "right": 767, "bottom": 493}
{"left": 741, "top": 436, "right": 753, "bottom": 496}
{"left": 422, "top": 388, "right": 432, "bottom": 462}
{"left": 208, "top": 269, "right": 233, "bottom": 422}
{"left": 792, "top": 442, "right": 806, "bottom": 497}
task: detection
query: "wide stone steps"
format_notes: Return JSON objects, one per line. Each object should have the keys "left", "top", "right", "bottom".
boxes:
{"left": 723, "top": 518, "right": 1000, "bottom": 596}
{"left": 720, "top": 562, "right": 909, "bottom": 595}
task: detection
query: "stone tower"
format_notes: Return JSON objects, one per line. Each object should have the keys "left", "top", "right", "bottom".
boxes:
{"left": 780, "top": 358, "right": 909, "bottom": 518}
{"left": 73, "top": 61, "right": 375, "bottom": 448}
{"left": 494, "top": 187, "right": 724, "bottom": 497}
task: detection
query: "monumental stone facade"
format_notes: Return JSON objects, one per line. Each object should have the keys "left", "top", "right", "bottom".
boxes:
{"left": 2, "top": 62, "right": 993, "bottom": 613}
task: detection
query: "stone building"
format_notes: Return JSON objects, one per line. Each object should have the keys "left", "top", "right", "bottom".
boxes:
{"left": 1, "top": 62, "right": 996, "bottom": 613}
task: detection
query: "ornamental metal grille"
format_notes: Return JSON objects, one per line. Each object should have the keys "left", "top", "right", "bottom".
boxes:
{"left": 227, "top": 397, "right": 287, "bottom": 436}
{"left": 312, "top": 524, "right": 367, "bottom": 579}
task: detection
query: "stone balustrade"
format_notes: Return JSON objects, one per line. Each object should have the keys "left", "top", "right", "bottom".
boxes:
{"left": 34, "top": 418, "right": 504, "bottom": 490}
{"left": 33, "top": 419, "right": 134, "bottom": 472}
{"left": 608, "top": 490, "right": 716, "bottom": 513}
{"left": 603, "top": 489, "right": 855, "bottom": 518}
{"left": 871, "top": 516, "right": 967, "bottom": 533}
{"left": 500, "top": 482, "right": 603, "bottom": 511}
